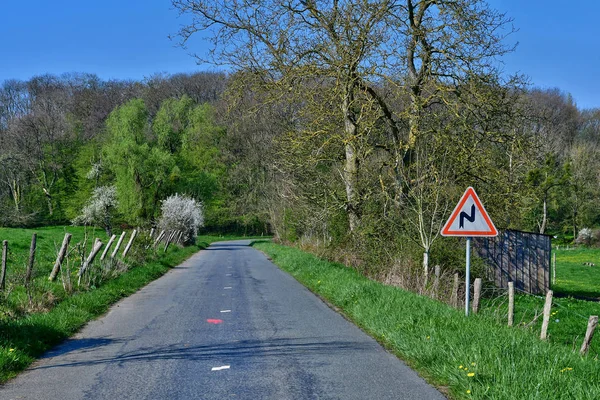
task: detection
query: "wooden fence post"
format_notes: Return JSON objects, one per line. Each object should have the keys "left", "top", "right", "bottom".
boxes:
{"left": 153, "top": 230, "right": 165, "bottom": 248}
{"left": 0, "top": 240, "right": 7, "bottom": 291}
{"left": 433, "top": 265, "right": 440, "bottom": 299}
{"left": 111, "top": 231, "right": 127, "bottom": 259}
{"left": 540, "top": 290, "right": 553, "bottom": 340}
{"left": 122, "top": 229, "right": 138, "bottom": 259}
{"left": 580, "top": 316, "right": 599, "bottom": 355}
{"left": 100, "top": 234, "right": 117, "bottom": 261}
{"left": 508, "top": 282, "right": 514, "bottom": 327}
{"left": 472, "top": 278, "right": 482, "bottom": 314}
{"left": 451, "top": 273, "right": 459, "bottom": 308}
{"left": 552, "top": 252, "right": 556, "bottom": 286}
{"left": 164, "top": 231, "right": 176, "bottom": 252}
{"left": 25, "top": 233, "right": 37, "bottom": 288}
{"left": 77, "top": 239, "right": 104, "bottom": 284}
{"left": 49, "top": 233, "right": 72, "bottom": 281}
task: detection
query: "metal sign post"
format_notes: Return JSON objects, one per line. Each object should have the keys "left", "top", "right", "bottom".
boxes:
{"left": 441, "top": 187, "right": 498, "bottom": 317}
{"left": 465, "top": 237, "right": 471, "bottom": 316}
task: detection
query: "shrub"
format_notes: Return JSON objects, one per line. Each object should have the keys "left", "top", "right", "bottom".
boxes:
{"left": 575, "top": 228, "right": 595, "bottom": 246}
{"left": 72, "top": 186, "right": 118, "bottom": 236}
{"left": 158, "top": 194, "right": 204, "bottom": 245}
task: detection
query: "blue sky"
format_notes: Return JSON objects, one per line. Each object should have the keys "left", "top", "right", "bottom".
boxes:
{"left": 488, "top": 0, "right": 600, "bottom": 109}
{"left": 1, "top": 0, "right": 598, "bottom": 109}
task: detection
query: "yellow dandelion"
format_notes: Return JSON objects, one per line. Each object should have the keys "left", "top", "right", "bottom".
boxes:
{"left": 467, "top": 372, "right": 475, "bottom": 377}
{"left": 471, "top": 362, "right": 476, "bottom": 366}
{"left": 459, "top": 365, "right": 464, "bottom": 369}
{"left": 9, "top": 348, "right": 15, "bottom": 352}
{"left": 466, "top": 390, "right": 471, "bottom": 394}
{"left": 426, "top": 336, "right": 430, "bottom": 340}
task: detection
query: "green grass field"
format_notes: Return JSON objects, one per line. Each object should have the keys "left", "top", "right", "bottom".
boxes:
{"left": 254, "top": 241, "right": 600, "bottom": 400}
{"left": 0, "top": 227, "right": 251, "bottom": 383}
{"left": 479, "top": 290, "right": 600, "bottom": 356}
{"left": 553, "top": 247, "right": 600, "bottom": 298}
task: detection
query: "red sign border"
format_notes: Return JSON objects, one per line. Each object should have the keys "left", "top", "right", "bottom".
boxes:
{"left": 441, "top": 187, "right": 498, "bottom": 237}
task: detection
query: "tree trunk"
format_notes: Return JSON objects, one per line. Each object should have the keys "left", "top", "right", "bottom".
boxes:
{"left": 43, "top": 188, "right": 53, "bottom": 216}
{"left": 422, "top": 251, "right": 430, "bottom": 290}
{"left": 408, "top": 93, "right": 421, "bottom": 152}
{"left": 344, "top": 142, "right": 360, "bottom": 232}
{"left": 9, "top": 179, "right": 21, "bottom": 213}
{"left": 540, "top": 195, "right": 548, "bottom": 234}
{"left": 342, "top": 89, "right": 360, "bottom": 232}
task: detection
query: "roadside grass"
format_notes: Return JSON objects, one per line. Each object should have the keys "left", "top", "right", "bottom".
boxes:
{"left": 0, "top": 229, "right": 248, "bottom": 384}
{"left": 479, "top": 291, "right": 600, "bottom": 356}
{"left": 254, "top": 241, "right": 600, "bottom": 400}
{"left": 0, "top": 226, "right": 111, "bottom": 318}
{"left": 553, "top": 247, "right": 600, "bottom": 298}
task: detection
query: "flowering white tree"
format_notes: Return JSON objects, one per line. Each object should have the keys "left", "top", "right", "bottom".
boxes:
{"left": 72, "top": 185, "right": 118, "bottom": 236}
{"left": 575, "top": 228, "right": 595, "bottom": 246}
{"left": 158, "top": 194, "right": 204, "bottom": 245}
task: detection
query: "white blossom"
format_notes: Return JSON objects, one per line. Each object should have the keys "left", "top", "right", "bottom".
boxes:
{"left": 86, "top": 162, "right": 102, "bottom": 181}
{"left": 575, "top": 228, "right": 594, "bottom": 246}
{"left": 158, "top": 194, "right": 204, "bottom": 245}
{"left": 72, "top": 185, "right": 118, "bottom": 229}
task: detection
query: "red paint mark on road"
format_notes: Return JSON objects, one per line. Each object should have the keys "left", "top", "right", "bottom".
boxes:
{"left": 207, "top": 319, "right": 223, "bottom": 324}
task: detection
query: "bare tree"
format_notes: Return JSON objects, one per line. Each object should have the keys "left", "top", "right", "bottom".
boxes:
{"left": 172, "top": 0, "right": 519, "bottom": 235}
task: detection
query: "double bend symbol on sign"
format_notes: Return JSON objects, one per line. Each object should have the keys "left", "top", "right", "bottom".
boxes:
{"left": 441, "top": 187, "right": 497, "bottom": 237}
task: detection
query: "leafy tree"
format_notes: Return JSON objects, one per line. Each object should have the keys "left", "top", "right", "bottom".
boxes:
{"left": 153, "top": 95, "right": 195, "bottom": 154}
{"left": 525, "top": 153, "right": 571, "bottom": 234}
{"left": 158, "top": 194, "right": 204, "bottom": 245}
{"left": 153, "top": 97, "right": 226, "bottom": 224}
{"left": 103, "top": 99, "right": 175, "bottom": 224}
{"left": 172, "top": 0, "right": 521, "bottom": 239}
{"left": 72, "top": 185, "right": 118, "bottom": 236}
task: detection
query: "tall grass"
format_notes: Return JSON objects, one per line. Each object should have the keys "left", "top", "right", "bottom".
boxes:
{"left": 254, "top": 241, "right": 600, "bottom": 400}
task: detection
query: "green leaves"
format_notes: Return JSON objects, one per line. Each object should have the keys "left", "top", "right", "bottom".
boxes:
{"left": 103, "top": 99, "right": 174, "bottom": 223}
{"left": 100, "top": 97, "right": 226, "bottom": 225}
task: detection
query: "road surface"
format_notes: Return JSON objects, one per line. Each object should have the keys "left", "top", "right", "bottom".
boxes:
{"left": 0, "top": 240, "right": 445, "bottom": 400}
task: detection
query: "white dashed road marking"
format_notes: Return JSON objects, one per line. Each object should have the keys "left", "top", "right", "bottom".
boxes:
{"left": 220, "top": 310, "right": 231, "bottom": 313}
{"left": 224, "top": 287, "right": 232, "bottom": 289}
{"left": 211, "top": 366, "right": 231, "bottom": 371}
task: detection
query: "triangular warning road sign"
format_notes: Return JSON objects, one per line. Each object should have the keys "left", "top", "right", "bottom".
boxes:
{"left": 441, "top": 187, "right": 498, "bottom": 237}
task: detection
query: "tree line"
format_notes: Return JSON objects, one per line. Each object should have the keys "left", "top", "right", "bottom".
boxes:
{"left": 0, "top": 71, "right": 266, "bottom": 234}
{"left": 1, "top": 0, "right": 600, "bottom": 279}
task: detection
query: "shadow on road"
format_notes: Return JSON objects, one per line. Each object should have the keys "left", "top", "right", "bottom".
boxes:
{"left": 205, "top": 244, "right": 250, "bottom": 251}
{"left": 42, "top": 337, "right": 127, "bottom": 359}
{"left": 30, "top": 337, "right": 375, "bottom": 370}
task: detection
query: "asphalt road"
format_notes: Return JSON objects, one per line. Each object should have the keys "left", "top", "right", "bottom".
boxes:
{"left": 0, "top": 240, "right": 445, "bottom": 400}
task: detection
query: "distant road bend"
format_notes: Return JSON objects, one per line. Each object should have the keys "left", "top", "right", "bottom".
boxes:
{"left": 0, "top": 240, "right": 445, "bottom": 400}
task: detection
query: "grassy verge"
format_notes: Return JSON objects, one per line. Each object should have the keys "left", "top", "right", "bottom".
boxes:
{"left": 0, "top": 231, "right": 247, "bottom": 384}
{"left": 479, "top": 288, "right": 600, "bottom": 357}
{"left": 553, "top": 247, "right": 600, "bottom": 298}
{"left": 254, "top": 241, "right": 600, "bottom": 400}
